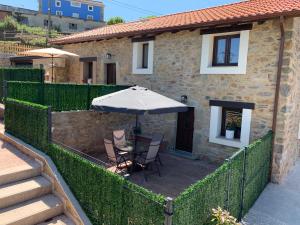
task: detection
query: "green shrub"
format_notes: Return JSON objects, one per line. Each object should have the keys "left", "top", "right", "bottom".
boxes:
{"left": 0, "top": 16, "right": 18, "bottom": 31}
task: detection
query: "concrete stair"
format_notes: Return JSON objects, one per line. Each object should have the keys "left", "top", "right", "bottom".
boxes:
{"left": 0, "top": 144, "right": 75, "bottom": 225}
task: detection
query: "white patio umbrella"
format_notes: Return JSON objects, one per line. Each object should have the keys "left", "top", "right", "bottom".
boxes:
{"left": 91, "top": 86, "right": 188, "bottom": 132}
{"left": 20, "top": 48, "right": 79, "bottom": 82}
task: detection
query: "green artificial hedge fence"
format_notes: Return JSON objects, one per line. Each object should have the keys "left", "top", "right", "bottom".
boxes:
{"left": 6, "top": 81, "right": 130, "bottom": 111}
{"left": 0, "top": 68, "right": 44, "bottom": 101}
{"left": 4, "top": 98, "right": 49, "bottom": 150}
{"left": 173, "top": 132, "right": 273, "bottom": 225}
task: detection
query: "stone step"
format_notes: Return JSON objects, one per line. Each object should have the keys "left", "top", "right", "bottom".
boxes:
{"left": 37, "top": 215, "right": 75, "bottom": 225}
{"left": 0, "top": 176, "right": 52, "bottom": 209}
{"left": 0, "top": 161, "right": 42, "bottom": 186}
{"left": 0, "top": 194, "right": 64, "bottom": 225}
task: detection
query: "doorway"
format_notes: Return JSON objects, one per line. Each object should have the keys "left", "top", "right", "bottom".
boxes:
{"left": 106, "top": 63, "right": 116, "bottom": 85}
{"left": 176, "top": 107, "right": 195, "bottom": 152}
{"left": 82, "top": 61, "right": 93, "bottom": 84}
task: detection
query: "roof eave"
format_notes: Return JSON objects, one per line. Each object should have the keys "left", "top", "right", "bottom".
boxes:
{"left": 50, "top": 10, "right": 300, "bottom": 45}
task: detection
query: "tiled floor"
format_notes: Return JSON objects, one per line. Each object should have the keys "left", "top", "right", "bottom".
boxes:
{"left": 90, "top": 151, "right": 219, "bottom": 198}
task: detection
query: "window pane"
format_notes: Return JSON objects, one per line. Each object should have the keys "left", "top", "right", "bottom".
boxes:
{"left": 216, "top": 38, "right": 226, "bottom": 64}
{"left": 229, "top": 37, "right": 240, "bottom": 64}
{"left": 142, "top": 43, "right": 149, "bottom": 68}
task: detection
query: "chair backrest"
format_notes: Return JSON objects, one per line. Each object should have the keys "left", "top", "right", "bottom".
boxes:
{"left": 104, "top": 139, "right": 117, "bottom": 163}
{"left": 152, "top": 133, "right": 164, "bottom": 142}
{"left": 145, "top": 140, "right": 161, "bottom": 164}
{"left": 113, "top": 130, "right": 126, "bottom": 147}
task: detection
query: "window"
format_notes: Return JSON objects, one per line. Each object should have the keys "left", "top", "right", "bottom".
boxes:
{"left": 88, "top": 5, "right": 94, "bottom": 11}
{"left": 55, "top": 0, "right": 61, "bottom": 7}
{"left": 72, "top": 13, "right": 79, "bottom": 18}
{"left": 69, "top": 23, "right": 77, "bottom": 30}
{"left": 209, "top": 100, "right": 254, "bottom": 148}
{"left": 132, "top": 40, "right": 154, "bottom": 74}
{"left": 87, "top": 15, "right": 93, "bottom": 20}
{"left": 70, "top": 1, "right": 81, "bottom": 7}
{"left": 200, "top": 30, "right": 250, "bottom": 75}
{"left": 212, "top": 34, "right": 240, "bottom": 66}
{"left": 56, "top": 11, "right": 63, "bottom": 16}
{"left": 142, "top": 43, "right": 149, "bottom": 68}
{"left": 43, "top": 20, "right": 53, "bottom": 27}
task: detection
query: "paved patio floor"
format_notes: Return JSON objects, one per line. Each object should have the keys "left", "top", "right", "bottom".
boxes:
{"left": 90, "top": 151, "right": 219, "bottom": 198}
{"left": 243, "top": 159, "right": 300, "bottom": 225}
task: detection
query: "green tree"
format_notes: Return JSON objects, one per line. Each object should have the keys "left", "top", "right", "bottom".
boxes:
{"left": 107, "top": 16, "right": 125, "bottom": 25}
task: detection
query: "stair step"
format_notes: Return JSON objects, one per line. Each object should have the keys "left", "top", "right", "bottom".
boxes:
{"left": 0, "top": 194, "right": 64, "bottom": 225}
{"left": 0, "top": 176, "right": 52, "bottom": 209}
{"left": 38, "top": 215, "right": 75, "bottom": 225}
{"left": 0, "top": 161, "right": 42, "bottom": 186}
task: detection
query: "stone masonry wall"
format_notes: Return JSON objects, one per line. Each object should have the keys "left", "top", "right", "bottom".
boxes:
{"left": 60, "top": 18, "right": 300, "bottom": 180}
{"left": 52, "top": 111, "right": 135, "bottom": 153}
{"left": 272, "top": 17, "right": 300, "bottom": 182}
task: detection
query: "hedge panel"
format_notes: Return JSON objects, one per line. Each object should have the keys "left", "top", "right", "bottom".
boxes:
{"left": 4, "top": 98, "right": 49, "bottom": 150}
{"left": 47, "top": 144, "right": 165, "bottom": 225}
{"left": 0, "top": 68, "right": 44, "bottom": 100}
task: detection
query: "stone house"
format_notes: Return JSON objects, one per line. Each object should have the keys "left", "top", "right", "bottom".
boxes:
{"left": 50, "top": 0, "right": 300, "bottom": 183}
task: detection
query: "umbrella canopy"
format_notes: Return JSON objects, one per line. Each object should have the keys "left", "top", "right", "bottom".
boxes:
{"left": 20, "top": 47, "right": 79, "bottom": 57}
{"left": 91, "top": 86, "right": 188, "bottom": 115}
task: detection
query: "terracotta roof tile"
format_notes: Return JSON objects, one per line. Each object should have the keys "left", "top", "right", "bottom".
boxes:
{"left": 51, "top": 0, "right": 300, "bottom": 45}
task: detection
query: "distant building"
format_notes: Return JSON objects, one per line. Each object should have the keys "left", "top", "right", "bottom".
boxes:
{"left": 39, "top": 0, "right": 104, "bottom": 22}
{"left": 0, "top": 0, "right": 105, "bottom": 34}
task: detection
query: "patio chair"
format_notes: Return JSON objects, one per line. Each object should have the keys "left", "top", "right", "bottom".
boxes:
{"left": 104, "top": 139, "right": 132, "bottom": 173}
{"left": 152, "top": 133, "right": 164, "bottom": 166}
{"left": 113, "top": 129, "right": 127, "bottom": 147}
{"left": 135, "top": 138, "right": 161, "bottom": 181}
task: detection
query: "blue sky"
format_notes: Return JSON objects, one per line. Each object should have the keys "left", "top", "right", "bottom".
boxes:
{"left": 0, "top": 0, "right": 239, "bottom": 21}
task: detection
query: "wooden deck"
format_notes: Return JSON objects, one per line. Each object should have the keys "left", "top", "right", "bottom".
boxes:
{"left": 90, "top": 151, "right": 219, "bottom": 198}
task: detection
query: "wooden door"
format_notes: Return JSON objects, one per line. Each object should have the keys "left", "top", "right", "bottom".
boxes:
{"left": 106, "top": 63, "right": 116, "bottom": 85}
{"left": 176, "top": 107, "right": 195, "bottom": 152}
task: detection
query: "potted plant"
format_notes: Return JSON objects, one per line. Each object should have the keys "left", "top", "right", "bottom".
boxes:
{"left": 225, "top": 122, "right": 236, "bottom": 139}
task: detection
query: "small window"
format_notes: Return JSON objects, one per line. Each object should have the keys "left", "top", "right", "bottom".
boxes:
{"left": 88, "top": 5, "right": 94, "bottom": 11}
{"left": 220, "top": 107, "right": 242, "bottom": 139}
{"left": 87, "top": 15, "right": 93, "bottom": 20}
{"left": 142, "top": 43, "right": 149, "bottom": 69}
{"left": 44, "top": 19, "right": 53, "bottom": 27}
{"left": 72, "top": 13, "right": 79, "bottom": 18}
{"left": 69, "top": 23, "right": 77, "bottom": 30}
{"left": 70, "top": 1, "right": 81, "bottom": 7}
{"left": 56, "top": 11, "right": 63, "bottom": 16}
{"left": 212, "top": 34, "right": 240, "bottom": 66}
{"left": 55, "top": 0, "right": 61, "bottom": 7}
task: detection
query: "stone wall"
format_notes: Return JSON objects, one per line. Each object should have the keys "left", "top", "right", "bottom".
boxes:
{"left": 0, "top": 55, "right": 12, "bottom": 67}
{"left": 60, "top": 18, "right": 300, "bottom": 180}
{"left": 272, "top": 17, "right": 300, "bottom": 182}
{"left": 52, "top": 110, "right": 136, "bottom": 153}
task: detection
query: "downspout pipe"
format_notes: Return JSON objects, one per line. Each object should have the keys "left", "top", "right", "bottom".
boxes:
{"left": 270, "top": 16, "right": 285, "bottom": 180}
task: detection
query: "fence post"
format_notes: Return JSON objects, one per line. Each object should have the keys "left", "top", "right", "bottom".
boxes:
{"left": 47, "top": 106, "right": 52, "bottom": 143}
{"left": 239, "top": 147, "right": 248, "bottom": 220}
{"left": 225, "top": 158, "right": 231, "bottom": 211}
{"left": 164, "top": 197, "right": 173, "bottom": 225}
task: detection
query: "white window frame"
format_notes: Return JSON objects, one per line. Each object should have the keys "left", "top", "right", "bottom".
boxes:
{"left": 70, "top": 1, "right": 81, "bottom": 7}
{"left": 55, "top": 0, "right": 61, "bottom": 7}
{"left": 200, "top": 30, "right": 250, "bottom": 75}
{"left": 88, "top": 5, "right": 94, "bottom": 11}
{"left": 72, "top": 13, "right": 79, "bottom": 18}
{"left": 132, "top": 41, "right": 154, "bottom": 75}
{"left": 87, "top": 15, "right": 93, "bottom": 20}
{"left": 56, "top": 11, "right": 63, "bottom": 16}
{"left": 209, "top": 106, "right": 252, "bottom": 148}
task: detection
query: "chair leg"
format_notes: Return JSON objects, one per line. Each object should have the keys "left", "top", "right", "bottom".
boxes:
{"left": 143, "top": 167, "right": 148, "bottom": 182}
{"left": 157, "top": 154, "right": 163, "bottom": 166}
{"left": 155, "top": 161, "right": 161, "bottom": 177}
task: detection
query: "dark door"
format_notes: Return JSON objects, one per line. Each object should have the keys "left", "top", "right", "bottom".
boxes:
{"left": 176, "top": 107, "right": 195, "bottom": 152}
{"left": 106, "top": 63, "right": 116, "bottom": 85}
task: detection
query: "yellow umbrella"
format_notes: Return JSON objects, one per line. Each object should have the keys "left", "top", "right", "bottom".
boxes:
{"left": 20, "top": 48, "right": 79, "bottom": 82}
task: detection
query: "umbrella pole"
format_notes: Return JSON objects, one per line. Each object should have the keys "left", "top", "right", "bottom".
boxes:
{"left": 52, "top": 55, "right": 54, "bottom": 83}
